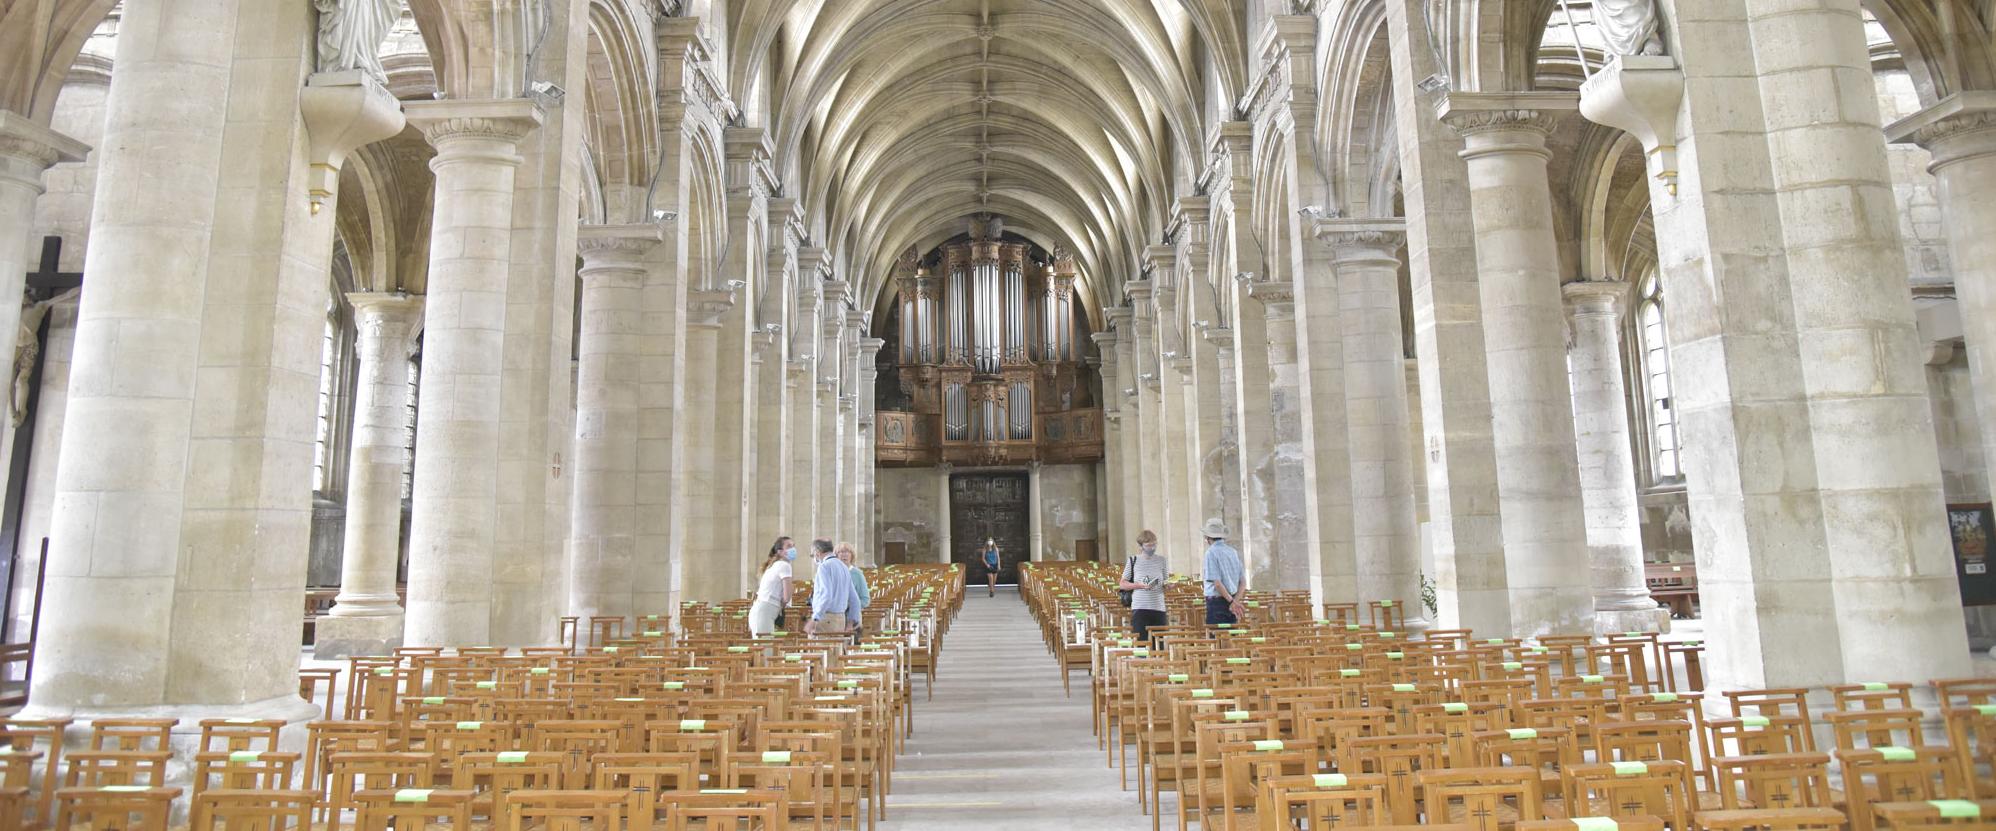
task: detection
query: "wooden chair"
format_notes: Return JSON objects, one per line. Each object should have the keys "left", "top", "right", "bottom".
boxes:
{"left": 299, "top": 668, "right": 340, "bottom": 720}
{"left": 190, "top": 750, "right": 300, "bottom": 795}
{"left": 452, "top": 751, "right": 564, "bottom": 823}
{"left": 1563, "top": 760, "right": 1695, "bottom": 830}
{"left": 499, "top": 789, "right": 634, "bottom": 831}
{"left": 54, "top": 786, "right": 180, "bottom": 830}
{"left": 1946, "top": 706, "right": 1996, "bottom": 798}
{"left": 1257, "top": 772, "right": 1392, "bottom": 830}
{"left": 1344, "top": 734, "right": 1448, "bottom": 824}
{"left": 325, "top": 751, "right": 435, "bottom": 824}
{"left": 1519, "top": 819, "right": 1667, "bottom": 831}
{"left": 1874, "top": 799, "right": 1996, "bottom": 831}
{"left": 1826, "top": 709, "right": 1929, "bottom": 752}
{"left": 727, "top": 750, "right": 831, "bottom": 831}
{"left": 1696, "top": 753, "right": 1845, "bottom": 831}
{"left": 87, "top": 718, "right": 175, "bottom": 753}
{"left": 62, "top": 751, "right": 170, "bottom": 788}
{"left": 653, "top": 790, "right": 791, "bottom": 831}
{"left": 1723, "top": 690, "right": 1816, "bottom": 750}
{"left": 197, "top": 718, "right": 284, "bottom": 754}
{"left": 1832, "top": 682, "right": 1917, "bottom": 712}
{"left": 187, "top": 789, "right": 315, "bottom": 829}
{"left": 0, "top": 787, "right": 26, "bottom": 831}
{"left": 352, "top": 787, "right": 478, "bottom": 830}
{"left": 592, "top": 752, "right": 704, "bottom": 828}
{"left": 1840, "top": 746, "right": 1973, "bottom": 831}
{"left": 1418, "top": 767, "right": 1547, "bottom": 831}
{"left": 1, "top": 717, "right": 70, "bottom": 828}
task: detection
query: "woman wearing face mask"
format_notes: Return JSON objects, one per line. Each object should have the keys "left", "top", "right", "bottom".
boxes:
{"left": 1118, "top": 530, "right": 1170, "bottom": 640}
{"left": 749, "top": 536, "right": 796, "bottom": 636}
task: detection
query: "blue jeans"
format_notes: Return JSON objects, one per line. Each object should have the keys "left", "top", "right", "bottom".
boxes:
{"left": 1205, "top": 597, "right": 1237, "bottom": 626}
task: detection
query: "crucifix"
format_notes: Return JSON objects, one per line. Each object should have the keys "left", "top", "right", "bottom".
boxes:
{"left": 0, "top": 235, "right": 83, "bottom": 643}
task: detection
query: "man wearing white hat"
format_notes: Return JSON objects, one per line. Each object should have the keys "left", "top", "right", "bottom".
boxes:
{"left": 1200, "top": 518, "right": 1246, "bottom": 626}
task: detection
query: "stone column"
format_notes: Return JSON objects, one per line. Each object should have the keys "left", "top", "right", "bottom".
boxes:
{"left": 937, "top": 462, "right": 954, "bottom": 562}
{"left": 402, "top": 99, "right": 543, "bottom": 647}
{"left": 676, "top": 289, "right": 732, "bottom": 603}
{"left": 1028, "top": 461, "right": 1045, "bottom": 560}
{"left": 1438, "top": 96, "right": 1594, "bottom": 636}
{"left": 1893, "top": 96, "right": 1996, "bottom": 537}
{"left": 565, "top": 225, "right": 661, "bottom": 621}
{"left": 1243, "top": 277, "right": 1311, "bottom": 592}
{"left": 856, "top": 337, "right": 885, "bottom": 555}
{"left": 27, "top": 0, "right": 323, "bottom": 726}
{"left": 1563, "top": 281, "right": 1666, "bottom": 633}
{"left": 1383, "top": 0, "right": 1508, "bottom": 634}
{"left": 1090, "top": 330, "right": 1126, "bottom": 551}
{"left": 1195, "top": 324, "right": 1245, "bottom": 553}
{"left": 1326, "top": 226, "right": 1428, "bottom": 627}
{"left": 0, "top": 113, "right": 86, "bottom": 491}
{"left": 315, "top": 293, "right": 424, "bottom": 658}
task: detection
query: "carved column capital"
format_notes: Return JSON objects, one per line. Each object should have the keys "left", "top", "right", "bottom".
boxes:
{"left": 1886, "top": 91, "right": 1996, "bottom": 172}
{"left": 1561, "top": 280, "right": 1630, "bottom": 320}
{"left": 0, "top": 111, "right": 88, "bottom": 190}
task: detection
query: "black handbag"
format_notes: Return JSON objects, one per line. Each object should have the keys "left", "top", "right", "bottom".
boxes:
{"left": 1118, "top": 557, "right": 1135, "bottom": 608}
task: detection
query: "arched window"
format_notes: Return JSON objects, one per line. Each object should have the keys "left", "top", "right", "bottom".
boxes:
{"left": 1637, "top": 274, "right": 1680, "bottom": 480}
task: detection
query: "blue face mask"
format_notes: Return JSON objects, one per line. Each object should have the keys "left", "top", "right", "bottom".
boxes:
{"left": 783, "top": 546, "right": 797, "bottom": 561}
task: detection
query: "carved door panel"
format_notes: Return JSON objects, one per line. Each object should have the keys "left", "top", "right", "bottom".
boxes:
{"left": 950, "top": 473, "right": 1030, "bottom": 584}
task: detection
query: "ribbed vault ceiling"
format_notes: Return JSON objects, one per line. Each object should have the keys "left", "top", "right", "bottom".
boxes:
{"left": 739, "top": 0, "right": 1220, "bottom": 318}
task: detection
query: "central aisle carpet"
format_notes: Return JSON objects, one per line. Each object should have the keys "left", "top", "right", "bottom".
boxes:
{"left": 879, "top": 587, "right": 1151, "bottom": 830}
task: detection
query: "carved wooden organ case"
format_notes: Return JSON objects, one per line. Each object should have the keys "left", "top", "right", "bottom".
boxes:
{"left": 875, "top": 219, "right": 1102, "bottom": 467}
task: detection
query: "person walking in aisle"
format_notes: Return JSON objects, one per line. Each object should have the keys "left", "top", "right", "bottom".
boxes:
{"left": 805, "top": 538, "right": 852, "bottom": 636}
{"left": 1118, "top": 529, "right": 1169, "bottom": 640}
{"left": 837, "top": 542, "right": 870, "bottom": 639}
{"left": 1201, "top": 518, "right": 1246, "bottom": 627}
{"left": 981, "top": 539, "right": 1002, "bottom": 597}
{"left": 748, "top": 536, "right": 795, "bottom": 636}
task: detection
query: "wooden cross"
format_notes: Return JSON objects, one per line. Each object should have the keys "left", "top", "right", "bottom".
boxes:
{"left": 26, "top": 236, "right": 82, "bottom": 299}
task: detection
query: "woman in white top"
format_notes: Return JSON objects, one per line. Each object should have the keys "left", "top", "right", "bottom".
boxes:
{"left": 749, "top": 536, "right": 796, "bottom": 636}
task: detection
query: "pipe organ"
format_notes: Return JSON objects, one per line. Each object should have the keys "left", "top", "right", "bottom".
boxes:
{"left": 876, "top": 217, "right": 1103, "bottom": 467}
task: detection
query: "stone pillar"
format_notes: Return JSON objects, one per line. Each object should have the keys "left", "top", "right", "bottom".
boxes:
{"left": 1195, "top": 324, "right": 1245, "bottom": 555}
{"left": 1382, "top": 0, "right": 1508, "bottom": 634}
{"left": 1893, "top": 96, "right": 1996, "bottom": 548}
{"left": 402, "top": 99, "right": 543, "bottom": 647}
{"left": 1243, "top": 277, "right": 1311, "bottom": 592}
{"left": 564, "top": 225, "right": 662, "bottom": 621}
{"left": 1562, "top": 281, "right": 1667, "bottom": 633}
{"left": 1127, "top": 284, "right": 1176, "bottom": 569}
{"left": 784, "top": 359, "right": 815, "bottom": 554}
{"left": 1623, "top": 0, "right": 1965, "bottom": 689}
{"left": 856, "top": 337, "right": 885, "bottom": 555}
{"left": 27, "top": 0, "right": 324, "bottom": 727}
{"left": 315, "top": 293, "right": 424, "bottom": 658}
{"left": 750, "top": 327, "right": 787, "bottom": 557}
{"left": 0, "top": 113, "right": 86, "bottom": 492}
{"left": 1326, "top": 226, "right": 1428, "bottom": 627}
{"left": 1438, "top": 96, "right": 1594, "bottom": 636}
{"left": 1028, "top": 461, "right": 1045, "bottom": 560}
{"left": 1090, "top": 331, "right": 1126, "bottom": 551}
{"left": 676, "top": 289, "right": 732, "bottom": 603}
{"left": 937, "top": 462, "right": 954, "bottom": 562}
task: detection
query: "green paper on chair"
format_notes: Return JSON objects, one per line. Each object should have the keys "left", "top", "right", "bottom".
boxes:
{"left": 1313, "top": 774, "right": 1349, "bottom": 788}
{"left": 663, "top": 682, "right": 686, "bottom": 690}
{"left": 1572, "top": 817, "right": 1619, "bottom": 831}
{"left": 1224, "top": 711, "right": 1251, "bottom": 721}
{"left": 1391, "top": 683, "right": 1415, "bottom": 692}
{"left": 1502, "top": 662, "right": 1523, "bottom": 670}
{"left": 1253, "top": 740, "right": 1284, "bottom": 752}
{"left": 1167, "top": 674, "right": 1190, "bottom": 683}
{"left": 1740, "top": 715, "right": 1770, "bottom": 728}
{"left": 393, "top": 789, "right": 433, "bottom": 803}
{"left": 455, "top": 721, "right": 482, "bottom": 730}
{"left": 1930, "top": 800, "right": 1982, "bottom": 819}
{"left": 1191, "top": 689, "right": 1215, "bottom": 698}
{"left": 229, "top": 751, "right": 261, "bottom": 763}
{"left": 423, "top": 696, "right": 445, "bottom": 705}
{"left": 1507, "top": 728, "right": 1538, "bottom": 740}
{"left": 680, "top": 719, "right": 706, "bottom": 731}
{"left": 1862, "top": 682, "right": 1888, "bottom": 691}
{"left": 763, "top": 751, "right": 793, "bottom": 764}
{"left": 1651, "top": 692, "right": 1677, "bottom": 703}
{"left": 497, "top": 751, "right": 529, "bottom": 764}
{"left": 1879, "top": 746, "right": 1916, "bottom": 761}
{"left": 1340, "top": 669, "right": 1362, "bottom": 677}
{"left": 1226, "top": 657, "right": 1250, "bottom": 665}
{"left": 1611, "top": 761, "right": 1648, "bottom": 776}
{"left": 1443, "top": 702, "right": 1468, "bottom": 713}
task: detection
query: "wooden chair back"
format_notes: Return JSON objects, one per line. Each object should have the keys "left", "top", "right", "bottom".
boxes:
{"left": 1418, "top": 766, "right": 1545, "bottom": 831}
{"left": 191, "top": 750, "right": 299, "bottom": 795}
{"left": 499, "top": 789, "right": 633, "bottom": 831}
{"left": 352, "top": 787, "right": 478, "bottom": 830}
{"left": 1563, "top": 759, "right": 1694, "bottom": 830}
{"left": 187, "top": 788, "right": 315, "bottom": 830}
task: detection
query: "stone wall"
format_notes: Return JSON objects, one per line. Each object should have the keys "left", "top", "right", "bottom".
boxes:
{"left": 1038, "top": 463, "right": 1099, "bottom": 561}
{"left": 878, "top": 466, "right": 944, "bottom": 563}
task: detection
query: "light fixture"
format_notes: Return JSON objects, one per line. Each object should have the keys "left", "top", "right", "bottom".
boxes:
{"left": 652, "top": 209, "right": 677, "bottom": 222}
{"left": 529, "top": 80, "right": 566, "bottom": 102}
{"left": 1418, "top": 73, "right": 1450, "bottom": 94}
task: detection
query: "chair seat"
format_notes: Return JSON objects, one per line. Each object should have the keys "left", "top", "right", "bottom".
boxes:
{"left": 1694, "top": 807, "right": 1848, "bottom": 828}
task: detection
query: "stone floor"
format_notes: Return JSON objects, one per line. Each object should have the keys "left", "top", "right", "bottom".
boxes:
{"left": 878, "top": 587, "right": 1153, "bottom": 830}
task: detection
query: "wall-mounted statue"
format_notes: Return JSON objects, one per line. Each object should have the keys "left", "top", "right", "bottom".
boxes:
{"left": 315, "top": 0, "right": 401, "bottom": 83}
{"left": 1595, "top": 0, "right": 1665, "bottom": 56}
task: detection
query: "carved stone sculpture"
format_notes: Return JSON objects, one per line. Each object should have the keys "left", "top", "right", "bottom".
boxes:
{"left": 1594, "top": 0, "right": 1665, "bottom": 56}
{"left": 315, "top": 0, "right": 401, "bottom": 83}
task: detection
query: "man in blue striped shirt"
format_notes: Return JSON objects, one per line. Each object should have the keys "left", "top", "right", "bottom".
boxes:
{"left": 806, "top": 538, "right": 852, "bottom": 635}
{"left": 1200, "top": 517, "right": 1246, "bottom": 626}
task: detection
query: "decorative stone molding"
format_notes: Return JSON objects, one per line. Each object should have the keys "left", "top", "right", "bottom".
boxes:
{"left": 576, "top": 222, "right": 666, "bottom": 269}
{"left": 1201, "top": 325, "right": 1236, "bottom": 350}
{"left": 1561, "top": 280, "right": 1629, "bottom": 319}
{"left": 1434, "top": 92, "right": 1576, "bottom": 139}
{"left": 688, "top": 287, "right": 738, "bottom": 327}
{"left": 1237, "top": 273, "right": 1295, "bottom": 309}
{"left": 404, "top": 98, "right": 541, "bottom": 176}
{"left": 1886, "top": 91, "right": 1996, "bottom": 172}
{"left": 1314, "top": 218, "right": 1406, "bottom": 263}
{"left": 1578, "top": 55, "right": 1685, "bottom": 195}
{"left": 0, "top": 111, "right": 89, "bottom": 190}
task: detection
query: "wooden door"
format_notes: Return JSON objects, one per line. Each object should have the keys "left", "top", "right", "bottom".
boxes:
{"left": 1075, "top": 539, "right": 1098, "bottom": 563}
{"left": 950, "top": 472, "right": 1029, "bottom": 584}
{"left": 883, "top": 542, "right": 908, "bottom": 566}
